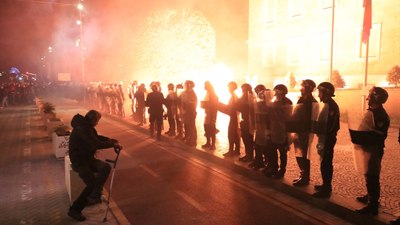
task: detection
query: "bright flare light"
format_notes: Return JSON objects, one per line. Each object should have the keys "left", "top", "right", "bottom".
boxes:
{"left": 77, "top": 3, "right": 84, "bottom": 11}
{"left": 132, "top": 9, "right": 216, "bottom": 85}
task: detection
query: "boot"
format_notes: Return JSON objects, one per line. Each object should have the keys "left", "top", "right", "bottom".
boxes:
{"left": 355, "top": 202, "right": 379, "bottom": 216}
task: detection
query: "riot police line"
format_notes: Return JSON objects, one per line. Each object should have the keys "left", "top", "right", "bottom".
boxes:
{"left": 65, "top": 79, "right": 397, "bottom": 222}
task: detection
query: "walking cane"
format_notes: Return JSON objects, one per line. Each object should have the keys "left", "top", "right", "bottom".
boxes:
{"left": 103, "top": 146, "right": 121, "bottom": 222}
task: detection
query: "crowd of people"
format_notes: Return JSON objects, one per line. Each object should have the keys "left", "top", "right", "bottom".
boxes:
{"left": 0, "top": 80, "right": 37, "bottom": 108}
{"left": 70, "top": 78, "right": 399, "bottom": 222}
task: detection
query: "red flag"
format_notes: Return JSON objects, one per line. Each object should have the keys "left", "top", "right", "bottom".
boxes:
{"left": 362, "top": 0, "right": 372, "bottom": 43}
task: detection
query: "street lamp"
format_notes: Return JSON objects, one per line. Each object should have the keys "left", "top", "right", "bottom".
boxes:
{"left": 77, "top": 1, "right": 85, "bottom": 82}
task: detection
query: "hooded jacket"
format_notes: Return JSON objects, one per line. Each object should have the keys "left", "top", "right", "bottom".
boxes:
{"left": 68, "top": 114, "right": 116, "bottom": 166}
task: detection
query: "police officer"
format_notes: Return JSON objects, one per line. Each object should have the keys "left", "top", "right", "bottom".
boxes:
{"left": 355, "top": 87, "right": 390, "bottom": 215}
{"left": 265, "top": 84, "right": 293, "bottom": 178}
{"left": 250, "top": 84, "right": 270, "bottom": 169}
{"left": 200, "top": 81, "right": 219, "bottom": 150}
{"left": 222, "top": 81, "right": 241, "bottom": 157}
{"left": 180, "top": 80, "right": 198, "bottom": 146}
{"left": 312, "top": 82, "right": 340, "bottom": 198}
{"left": 237, "top": 83, "right": 255, "bottom": 162}
{"left": 146, "top": 84, "right": 165, "bottom": 140}
{"left": 290, "top": 79, "right": 318, "bottom": 186}
{"left": 392, "top": 127, "right": 400, "bottom": 224}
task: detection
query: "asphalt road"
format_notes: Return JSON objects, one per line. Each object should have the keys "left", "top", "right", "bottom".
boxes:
{"left": 93, "top": 115, "right": 352, "bottom": 225}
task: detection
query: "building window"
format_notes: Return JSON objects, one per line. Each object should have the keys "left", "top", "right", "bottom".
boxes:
{"left": 262, "top": 41, "right": 276, "bottom": 67}
{"left": 288, "top": 0, "right": 304, "bottom": 18}
{"left": 263, "top": 0, "right": 277, "bottom": 24}
{"left": 319, "top": 31, "right": 331, "bottom": 61}
{"left": 287, "top": 36, "right": 303, "bottom": 65}
{"left": 359, "top": 23, "right": 381, "bottom": 59}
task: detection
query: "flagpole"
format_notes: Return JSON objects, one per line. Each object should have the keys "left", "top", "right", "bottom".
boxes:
{"left": 362, "top": 38, "right": 369, "bottom": 111}
{"left": 329, "top": 0, "right": 335, "bottom": 83}
{"left": 363, "top": 39, "right": 369, "bottom": 88}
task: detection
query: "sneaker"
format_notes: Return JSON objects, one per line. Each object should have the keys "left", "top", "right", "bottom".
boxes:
{"left": 68, "top": 208, "right": 86, "bottom": 221}
{"left": 356, "top": 195, "right": 369, "bottom": 204}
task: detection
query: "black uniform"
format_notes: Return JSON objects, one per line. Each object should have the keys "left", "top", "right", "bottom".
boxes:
{"left": 318, "top": 97, "right": 340, "bottom": 191}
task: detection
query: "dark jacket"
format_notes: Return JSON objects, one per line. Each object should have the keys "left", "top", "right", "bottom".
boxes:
{"left": 68, "top": 114, "right": 116, "bottom": 166}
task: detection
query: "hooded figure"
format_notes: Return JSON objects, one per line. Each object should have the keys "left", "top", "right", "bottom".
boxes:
{"left": 68, "top": 110, "right": 121, "bottom": 221}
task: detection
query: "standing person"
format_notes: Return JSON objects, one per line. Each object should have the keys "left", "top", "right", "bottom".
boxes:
{"left": 250, "top": 84, "right": 271, "bottom": 169}
{"left": 220, "top": 81, "right": 240, "bottom": 157}
{"left": 200, "top": 81, "right": 219, "bottom": 150}
{"left": 67, "top": 110, "right": 122, "bottom": 221}
{"left": 180, "top": 80, "right": 198, "bottom": 146}
{"left": 128, "top": 81, "right": 138, "bottom": 119}
{"left": 146, "top": 84, "right": 165, "bottom": 140}
{"left": 174, "top": 83, "right": 184, "bottom": 139}
{"left": 312, "top": 82, "right": 340, "bottom": 198}
{"left": 265, "top": 84, "right": 293, "bottom": 178}
{"left": 288, "top": 79, "right": 318, "bottom": 186}
{"left": 351, "top": 87, "right": 390, "bottom": 215}
{"left": 165, "top": 83, "right": 178, "bottom": 136}
{"left": 134, "top": 83, "right": 147, "bottom": 126}
{"left": 391, "top": 128, "right": 400, "bottom": 224}
{"left": 237, "top": 83, "right": 255, "bottom": 162}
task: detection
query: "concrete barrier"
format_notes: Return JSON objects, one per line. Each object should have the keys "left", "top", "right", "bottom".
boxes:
{"left": 64, "top": 155, "right": 85, "bottom": 204}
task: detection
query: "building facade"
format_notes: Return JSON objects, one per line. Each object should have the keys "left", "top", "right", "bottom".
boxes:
{"left": 248, "top": 0, "right": 400, "bottom": 88}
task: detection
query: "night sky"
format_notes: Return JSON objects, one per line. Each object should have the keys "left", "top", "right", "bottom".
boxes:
{"left": 0, "top": 0, "right": 248, "bottom": 82}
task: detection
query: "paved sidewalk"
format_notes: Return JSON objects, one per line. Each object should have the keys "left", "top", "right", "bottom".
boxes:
{"left": 0, "top": 105, "right": 119, "bottom": 225}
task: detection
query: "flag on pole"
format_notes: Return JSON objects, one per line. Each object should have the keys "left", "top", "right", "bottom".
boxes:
{"left": 362, "top": 0, "right": 372, "bottom": 43}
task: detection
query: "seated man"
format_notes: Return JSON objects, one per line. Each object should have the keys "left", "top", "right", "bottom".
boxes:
{"left": 68, "top": 110, "right": 122, "bottom": 221}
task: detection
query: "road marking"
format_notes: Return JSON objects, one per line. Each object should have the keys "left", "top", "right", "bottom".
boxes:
{"left": 22, "top": 162, "right": 31, "bottom": 174}
{"left": 156, "top": 145, "right": 333, "bottom": 224}
{"left": 21, "top": 182, "right": 32, "bottom": 201}
{"left": 25, "top": 131, "right": 31, "bottom": 136}
{"left": 23, "top": 148, "right": 31, "bottom": 157}
{"left": 175, "top": 190, "right": 206, "bottom": 212}
{"left": 140, "top": 165, "right": 160, "bottom": 178}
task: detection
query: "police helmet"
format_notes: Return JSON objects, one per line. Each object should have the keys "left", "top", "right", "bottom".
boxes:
{"left": 228, "top": 81, "right": 238, "bottom": 90}
{"left": 317, "top": 82, "right": 335, "bottom": 97}
{"left": 167, "top": 83, "right": 174, "bottom": 90}
{"left": 301, "top": 79, "right": 316, "bottom": 92}
{"left": 273, "top": 84, "right": 288, "bottom": 95}
{"left": 241, "top": 83, "right": 252, "bottom": 93}
{"left": 254, "top": 84, "right": 266, "bottom": 94}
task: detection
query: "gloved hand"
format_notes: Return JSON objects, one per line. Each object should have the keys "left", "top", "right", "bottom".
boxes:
{"left": 110, "top": 138, "right": 119, "bottom": 144}
{"left": 113, "top": 143, "right": 123, "bottom": 153}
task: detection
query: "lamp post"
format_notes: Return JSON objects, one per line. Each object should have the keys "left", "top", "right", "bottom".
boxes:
{"left": 77, "top": 1, "right": 85, "bottom": 82}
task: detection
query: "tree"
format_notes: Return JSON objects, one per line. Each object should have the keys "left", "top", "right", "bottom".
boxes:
{"left": 331, "top": 70, "right": 345, "bottom": 88}
{"left": 387, "top": 65, "right": 400, "bottom": 87}
{"left": 286, "top": 72, "right": 297, "bottom": 90}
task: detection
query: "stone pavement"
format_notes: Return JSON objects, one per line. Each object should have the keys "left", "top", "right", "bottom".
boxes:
{"left": 0, "top": 105, "right": 119, "bottom": 225}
